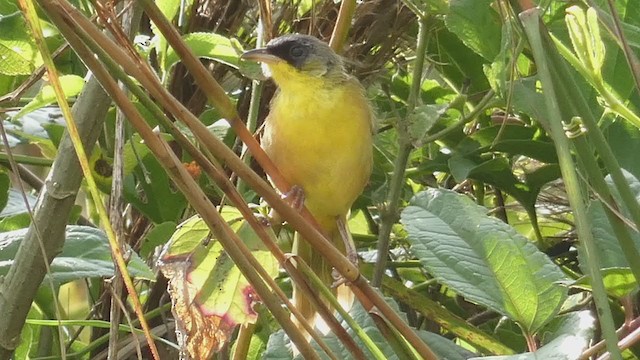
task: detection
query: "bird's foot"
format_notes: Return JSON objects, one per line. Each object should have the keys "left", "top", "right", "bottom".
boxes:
{"left": 337, "top": 217, "right": 359, "bottom": 267}
{"left": 283, "top": 185, "right": 306, "bottom": 211}
{"left": 331, "top": 268, "right": 347, "bottom": 288}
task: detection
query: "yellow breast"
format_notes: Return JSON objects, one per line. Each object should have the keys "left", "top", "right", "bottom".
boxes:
{"left": 261, "top": 75, "right": 373, "bottom": 228}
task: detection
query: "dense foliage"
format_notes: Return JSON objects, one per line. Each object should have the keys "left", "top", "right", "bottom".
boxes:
{"left": 1, "top": 0, "right": 640, "bottom": 359}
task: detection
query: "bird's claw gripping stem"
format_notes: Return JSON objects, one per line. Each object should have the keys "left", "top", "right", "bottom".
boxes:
{"left": 283, "top": 185, "right": 306, "bottom": 211}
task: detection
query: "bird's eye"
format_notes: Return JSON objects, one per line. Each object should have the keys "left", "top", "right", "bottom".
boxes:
{"left": 289, "top": 45, "right": 306, "bottom": 59}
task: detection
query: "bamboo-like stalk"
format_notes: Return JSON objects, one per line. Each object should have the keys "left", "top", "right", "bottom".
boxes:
{"left": 134, "top": 2, "right": 436, "bottom": 357}
{"left": 43, "top": 0, "right": 437, "bottom": 357}
{"left": 19, "top": 0, "right": 161, "bottom": 358}
{"left": 520, "top": 8, "right": 622, "bottom": 360}
{"left": 295, "top": 258, "right": 385, "bottom": 360}
{"left": 542, "top": 4, "right": 640, "bottom": 288}
{"left": 0, "top": 9, "right": 111, "bottom": 360}
{"left": 39, "top": 9, "right": 321, "bottom": 359}
{"left": 329, "top": 0, "right": 356, "bottom": 52}
{"left": 136, "top": 0, "right": 325, "bottom": 233}
{"left": 102, "top": 3, "right": 143, "bottom": 358}
{"left": 70, "top": 19, "right": 345, "bottom": 357}
{"left": 63, "top": 7, "right": 361, "bottom": 358}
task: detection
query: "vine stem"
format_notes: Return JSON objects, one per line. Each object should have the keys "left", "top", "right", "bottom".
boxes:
{"left": 372, "top": 14, "right": 428, "bottom": 287}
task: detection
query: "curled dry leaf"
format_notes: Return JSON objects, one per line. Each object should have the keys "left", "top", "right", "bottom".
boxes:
{"left": 158, "top": 214, "right": 278, "bottom": 359}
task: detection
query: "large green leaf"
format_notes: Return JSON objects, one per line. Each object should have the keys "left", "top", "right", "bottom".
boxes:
{"left": 445, "top": 0, "right": 502, "bottom": 61}
{"left": 0, "top": 189, "right": 37, "bottom": 218}
{"left": 158, "top": 215, "right": 279, "bottom": 359}
{"left": 0, "top": 12, "right": 42, "bottom": 76}
{"left": 0, "top": 226, "right": 154, "bottom": 283}
{"left": 586, "top": 170, "right": 640, "bottom": 268}
{"left": 163, "top": 32, "right": 242, "bottom": 71}
{"left": 12, "top": 75, "right": 85, "bottom": 120}
{"left": 401, "top": 189, "right": 568, "bottom": 334}
{"left": 586, "top": 201, "right": 639, "bottom": 269}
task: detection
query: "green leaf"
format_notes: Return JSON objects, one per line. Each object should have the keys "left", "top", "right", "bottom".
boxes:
{"left": 448, "top": 155, "right": 479, "bottom": 182}
{"left": 447, "top": 155, "right": 558, "bottom": 218}
{"left": 407, "top": 104, "right": 448, "bottom": 146}
{"left": 455, "top": 124, "right": 556, "bottom": 164}
{"left": 158, "top": 215, "right": 279, "bottom": 358}
{"left": 151, "top": 0, "right": 180, "bottom": 65}
{"left": 0, "top": 213, "right": 31, "bottom": 231}
{"left": 43, "top": 122, "right": 65, "bottom": 148}
{"left": 124, "top": 147, "right": 187, "bottom": 223}
{"left": 12, "top": 75, "right": 85, "bottom": 120}
{"left": 139, "top": 221, "right": 177, "bottom": 258}
{"left": 401, "top": 188, "right": 568, "bottom": 334}
{"left": 473, "top": 311, "right": 594, "bottom": 360}
{"left": 418, "top": 331, "right": 479, "bottom": 360}
{"left": 574, "top": 268, "right": 638, "bottom": 298}
{"left": 0, "top": 1, "right": 18, "bottom": 15}
{"left": 581, "top": 0, "right": 640, "bottom": 109}
{"left": 163, "top": 32, "right": 242, "bottom": 72}
{"left": 0, "top": 171, "right": 10, "bottom": 212}
{"left": 585, "top": 170, "right": 640, "bottom": 272}
{"left": 445, "top": 0, "right": 502, "bottom": 61}
{"left": 509, "top": 76, "right": 549, "bottom": 127}
{"left": 0, "top": 12, "right": 42, "bottom": 75}
{"left": 0, "top": 189, "right": 37, "bottom": 218}
{"left": 485, "top": 25, "right": 517, "bottom": 95}
{"left": 586, "top": 200, "right": 639, "bottom": 269}
{"left": 0, "top": 225, "right": 154, "bottom": 283}
{"left": 427, "top": 22, "right": 490, "bottom": 95}
{"left": 15, "top": 306, "right": 44, "bottom": 359}
{"left": 603, "top": 119, "right": 640, "bottom": 180}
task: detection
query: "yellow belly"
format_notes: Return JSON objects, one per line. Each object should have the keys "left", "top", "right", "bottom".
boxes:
{"left": 262, "top": 81, "right": 373, "bottom": 228}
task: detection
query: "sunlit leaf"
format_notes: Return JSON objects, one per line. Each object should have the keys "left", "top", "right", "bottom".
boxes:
{"left": 401, "top": 188, "right": 568, "bottom": 334}
{"left": 0, "top": 226, "right": 154, "bottom": 283}
{"left": 158, "top": 215, "right": 278, "bottom": 358}
{"left": 12, "top": 75, "right": 85, "bottom": 120}
{"left": 446, "top": 0, "right": 502, "bottom": 61}
{"left": 574, "top": 267, "right": 638, "bottom": 298}
{"left": 164, "top": 32, "right": 242, "bottom": 71}
{"left": 0, "top": 12, "right": 42, "bottom": 75}
{"left": 0, "top": 189, "right": 37, "bottom": 218}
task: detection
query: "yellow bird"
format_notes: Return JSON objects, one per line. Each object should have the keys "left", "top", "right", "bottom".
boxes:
{"left": 242, "top": 34, "right": 373, "bottom": 328}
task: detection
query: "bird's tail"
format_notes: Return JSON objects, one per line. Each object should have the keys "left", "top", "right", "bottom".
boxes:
{"left": 292, "top": 215, "right": 355, "bottom": 334}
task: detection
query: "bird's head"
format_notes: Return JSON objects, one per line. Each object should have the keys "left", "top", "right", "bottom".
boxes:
{"left": 241, "top": 34, "right": 346, "bottom": 91}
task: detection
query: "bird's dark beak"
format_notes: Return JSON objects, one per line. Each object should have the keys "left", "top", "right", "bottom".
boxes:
{"left": 241, "top": 48, "right": 282, "bottom": 63}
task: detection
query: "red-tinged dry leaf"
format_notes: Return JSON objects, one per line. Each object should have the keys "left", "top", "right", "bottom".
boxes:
{"left": 158, "top": 214, "right": 278, "bottom": 359}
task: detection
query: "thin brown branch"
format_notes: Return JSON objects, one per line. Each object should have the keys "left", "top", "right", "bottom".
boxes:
{"left": 47, "top": 1, "right": 437, "bottom": 357}
{"left": 44, "top": 3, "right": 321, "bottom": 357}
